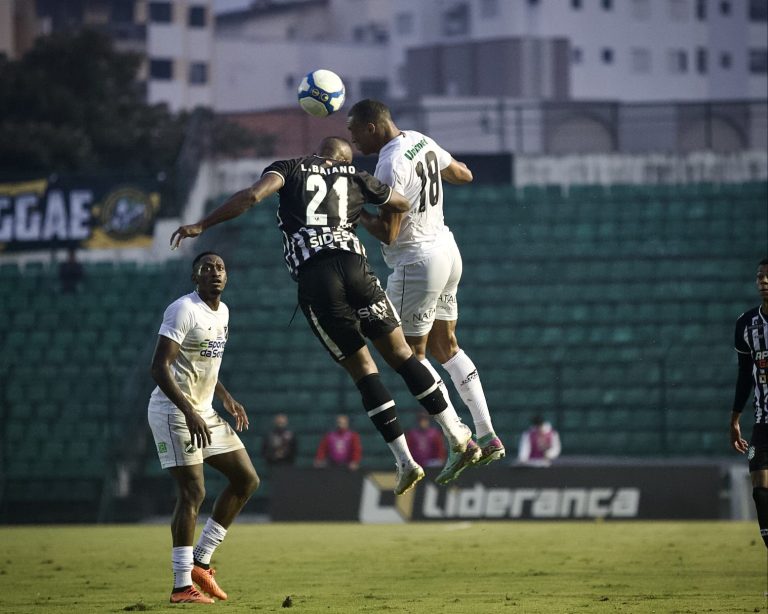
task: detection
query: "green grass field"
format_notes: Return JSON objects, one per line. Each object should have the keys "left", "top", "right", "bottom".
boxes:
{"left": 0, "top": 521, "right": 765, "bottom": 613}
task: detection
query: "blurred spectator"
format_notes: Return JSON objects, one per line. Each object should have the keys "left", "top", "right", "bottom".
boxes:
{"left": 517, "top": 416, "right": 561, "bottom": 466}
{"left": 59, "top": 247, "right": 84, "bottom": 293}
{"left": 405, "top": 412, "right": 447, "bottom": 468}
{"left": 314, "top": 414, "right": 362, "bottom": 470}
{"left": 261, "top": 413, "right": 297, "bottom": 466}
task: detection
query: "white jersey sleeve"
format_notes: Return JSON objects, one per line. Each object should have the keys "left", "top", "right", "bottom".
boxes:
{"left": 158, "top": 299, "right": 196, "bottom": 345}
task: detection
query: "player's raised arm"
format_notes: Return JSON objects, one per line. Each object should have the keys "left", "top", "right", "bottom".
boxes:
{"left": 170, "top": 173, "right": 284, "bottom": 249}
{"left": 441, "top": 158, "right": 473, "bottom": 185}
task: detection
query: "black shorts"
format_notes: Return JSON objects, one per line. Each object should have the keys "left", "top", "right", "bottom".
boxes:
{"left": 748, "top": 423, "right": 768, "bottom": 473}
{"left": 297, "top": 250, "right": 400, "bottom": 362}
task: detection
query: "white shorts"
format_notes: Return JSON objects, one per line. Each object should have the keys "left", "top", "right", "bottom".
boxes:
{"left": 148, "top": 400, "right": 245, "bottom": 469}
{"left": 386, "top": 240, "right": 462, "bottom": 336}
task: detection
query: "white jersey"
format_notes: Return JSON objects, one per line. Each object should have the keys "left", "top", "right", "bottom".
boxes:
{"left": 150, "top": 291, "right": 229, "bottom": 413}
{"left": 374, "top": 130, "right": 454, "bottom": 268}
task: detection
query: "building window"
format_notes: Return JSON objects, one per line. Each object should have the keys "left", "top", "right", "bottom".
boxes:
{"left": 149, "top": 58, "right": 173, "bottom": 80}
{"left": 189, "top": 62, "right": 207, "bottom": 84}
{"left": 749, "top": 49, "right": 768, "bottom": 73}
{"left": 602, "top": 0, "right": 613, "bottom": 9}
{"left": 695, "top": 0, "right": 707, "bottom": 19}
{"left": 188, "top": 6, "right": 206, "bottom": 27}
{"left": 148, "top": 1, "right": 172, "bottom": 23}
{"left": 631, "top": 0, "right": 651, "bottom": 19}
{"left": 480, "top": 0, "right": 499, "bottom": 18}
{"left": 668, "top": 49, "right": 688, "bottom": 73}
{"left": 601, "top": 48, "right": 614, "bottom": 64}
{"left": 630, "top": 48, "right": 651, "bottom": 73}
{"left": 696, "top": 47, "right": 708, "bottom": 73}
{"left": 571, "top": 47, "right": 583, "bottom": 64}
{"left": 396, "top": 12, "right": 413, "bottom": 35}
{"left": 110, "top": 0, "right": 134, "bottom": 22}
{"left": 719, "top": 1, "right": 731, "bottom": 16}
{"left": 442, "top": 3, "right": 469, "bottom": 36}
{"left": 720, "top": 51, "right": 732, "bottom": 69}
{"left": 750, "top": 0, "right": 768, "bottom": 21}
{"left": 668, "top": 0, "right": 689, "bottom": 20}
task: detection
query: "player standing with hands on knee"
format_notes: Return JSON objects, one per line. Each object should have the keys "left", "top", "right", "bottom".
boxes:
{"left": 347, "top": 99, "right": 504, "bottom": 483}
{"left": 730, "top": 257, "right": 768, "bottom": 549}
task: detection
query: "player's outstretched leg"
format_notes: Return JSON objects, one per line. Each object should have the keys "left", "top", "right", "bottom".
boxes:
{"left": 355, "top": 371, "right": 425, "bottom": 495}
{"left": 393, "top": 355, "right": 480, "bottom": 484}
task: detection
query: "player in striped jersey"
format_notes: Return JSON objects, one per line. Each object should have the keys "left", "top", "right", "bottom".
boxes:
{"left": 170, "top": 137, "right": 479, "bottom": 494}
{"left": 347, "top": 99, "right": 504, "bottom": 482}
{"left": 730, "top": 258, "right": 768, "bottom": 548}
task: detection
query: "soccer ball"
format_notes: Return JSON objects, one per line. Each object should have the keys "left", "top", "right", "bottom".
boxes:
{"left": 297, "top": 69, "right": 346, "bottom": 117}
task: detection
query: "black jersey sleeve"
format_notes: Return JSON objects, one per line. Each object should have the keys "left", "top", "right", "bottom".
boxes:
{"left": 733, "top": 352, "right": 754, "bottom": 412}
{"left": 734, "top": 313, "right": 750, "bottom": 353}
{"left": 355, "top": 171, "right": 392, "bottom": 206}
{"left": 263, "top": 158, "right": 297, "bottom": 183}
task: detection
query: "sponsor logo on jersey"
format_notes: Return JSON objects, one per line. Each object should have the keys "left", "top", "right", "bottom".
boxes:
{"left": 403, "top": 138, "right": 429, "bottom": 161}
{"left": 199, "top": 337, "right": 226, "bottom": 358}
{"left": 439, "top": 293, "right": 456, "bottom": 305}
{"left": 308, "top": 228, "right": 356, "bottom": 248}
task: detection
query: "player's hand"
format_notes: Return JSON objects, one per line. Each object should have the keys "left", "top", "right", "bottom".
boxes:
{"left": 730, "top": 420, "right": 748, "bottom": 453}
{"left": 223, "top": 396, "right": 249, "bottom": 432}
{"left": 185, "top": 411, "right": 212, "bottom": 449}
{"left": 170, "top": 224, "right": 203, "bottom": 250}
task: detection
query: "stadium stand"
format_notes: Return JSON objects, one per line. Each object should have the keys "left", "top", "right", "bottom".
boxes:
{"left": 0, "top": 181, "right": 765, "bottom": 521}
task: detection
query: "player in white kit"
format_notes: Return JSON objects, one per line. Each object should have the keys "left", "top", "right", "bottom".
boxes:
{"left": 148, "top": 252, "right": 259, "bottom": 603}
{"left": 347, "top": 99, "right": 506, "bottom": 482}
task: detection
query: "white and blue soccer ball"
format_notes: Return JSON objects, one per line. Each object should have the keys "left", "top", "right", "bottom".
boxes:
{"left": 297, "top": 69, "right": 346, "bottom": 117}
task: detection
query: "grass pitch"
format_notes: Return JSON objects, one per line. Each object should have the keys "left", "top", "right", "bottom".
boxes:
{"left": 0, "top": 521, "right": 764, "bottom": 613}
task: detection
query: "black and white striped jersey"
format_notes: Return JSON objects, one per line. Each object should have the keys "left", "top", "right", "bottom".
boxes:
{"left": 735, "top": 306, "right": 768, "bottom": 424}
{"left": 263, "top": 156, "right": 392, "bottom": 280}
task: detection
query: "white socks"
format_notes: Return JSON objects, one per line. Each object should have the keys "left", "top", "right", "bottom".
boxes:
{"left": 418, "top": 359, "right": 468, "bottom": 446}
{"left": 172, "top": 546, "right": 193, "bottom": 589}
{"left": 193, "top": 518, "right": 228, "bottom": 566}
{"left": 442, "top": 349, "right": 494, "bottom": 438}
{"left": 388, "top": 434, "right": 416, "bottom": 466}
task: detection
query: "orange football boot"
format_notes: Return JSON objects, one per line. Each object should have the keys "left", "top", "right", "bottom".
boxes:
{"left": 170, "top": 585, "right": 214, "bottom": 604}
{"left": 192, "top": 565, "right": 228, "bottom": 601}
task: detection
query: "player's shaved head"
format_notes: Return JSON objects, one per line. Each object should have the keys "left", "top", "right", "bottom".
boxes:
{"left": 317, "top": 136, "right": 353, "bottom": 162}
{"left": 347, "top": 99, "right": 392, "bottom": 125}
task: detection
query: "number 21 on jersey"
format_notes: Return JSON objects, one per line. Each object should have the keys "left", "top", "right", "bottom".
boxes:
{"left": 305, "top": 175, "right": 349, "bottom": 225}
